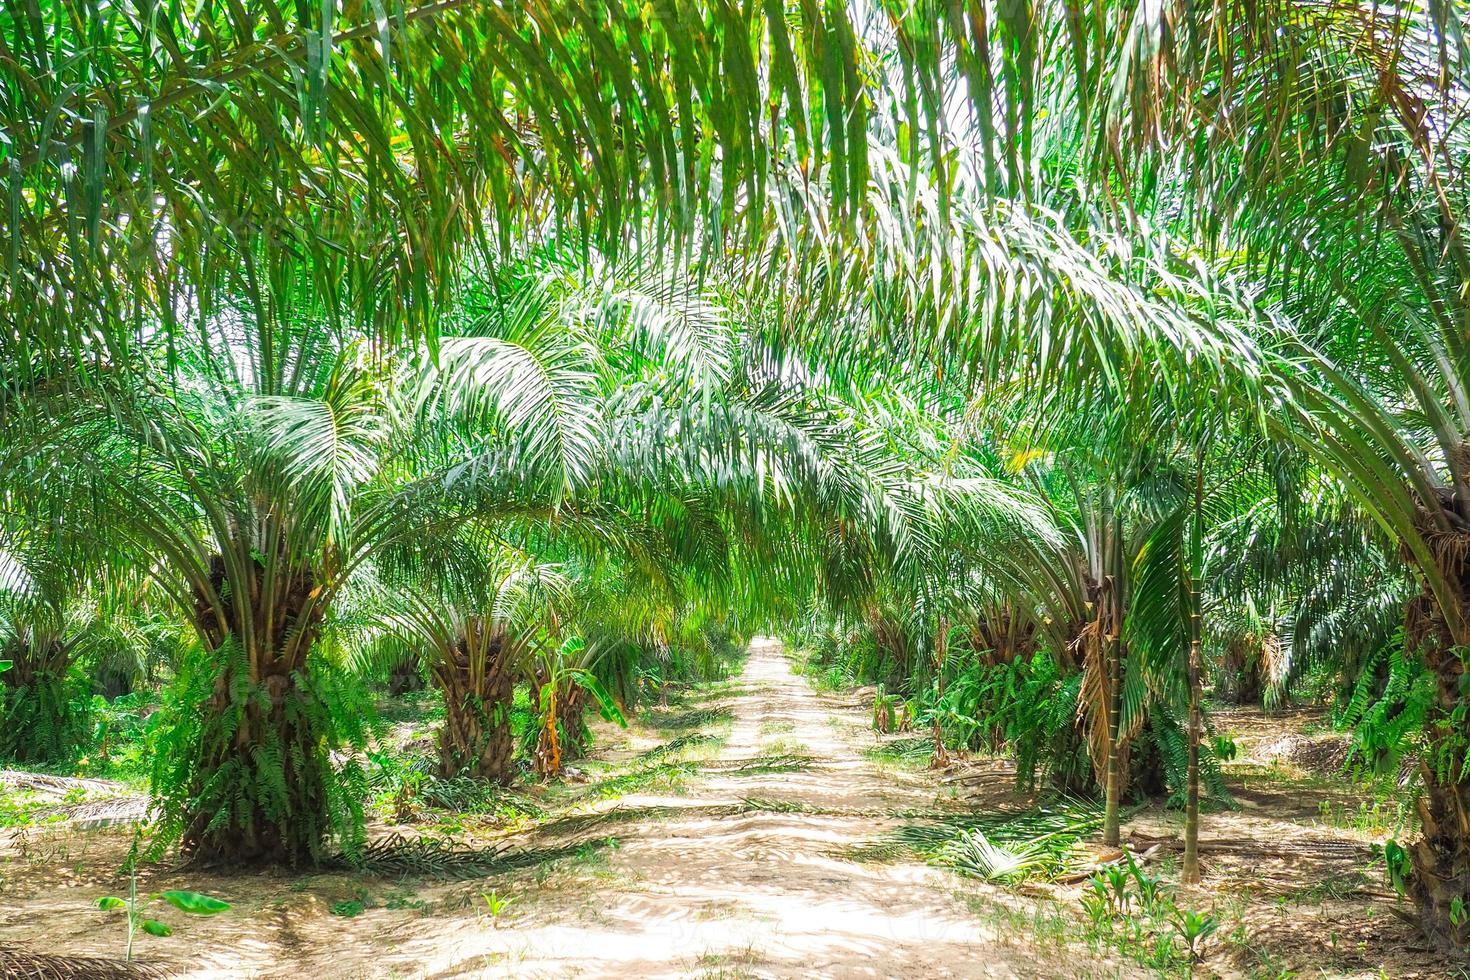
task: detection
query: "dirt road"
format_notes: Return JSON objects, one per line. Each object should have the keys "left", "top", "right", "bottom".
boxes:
{"left": 409, "top": 638, "right": 1092, "bottom": 978}
{"left": 1, "top": 639, "right": 1116, "bottom": 979}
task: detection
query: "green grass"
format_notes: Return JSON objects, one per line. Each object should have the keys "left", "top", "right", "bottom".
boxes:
{"left": 575, "top": 730, "right": 732, "bottom": 799}
{"left": 373, "top": 688, "right": 446, "bottom": 726}
{"left": 1271, "top": 868, "right": 1376, "bottom": 906}
{"left": 330, "top": 898, "right": 368, "bottom": 918}
{"left": 0, "top": 786, "right": 73, "bottom": 829}
{"left": 336, "top": 832, "right": 619, "bottom": 880}
{"left": 805, "top": 665, "right": 854, "bottom": 693}
{"left": 862, "top": 736, "right": 933, "bottom": 771}
{"left": 640, "top": 732, "right": 722, "bottom": 761}
{"left": 640, "top": 707, "right": 734, "bottom": 732}
{"left": 690, "top": 943, "right": 763, "bottom": 980}
{"left": 707, "top": 754, "right": 812, "bottom": 776}
{"left": 758, "top": 736, "right": 808, "bottom": 756}
{"left": 1314, "top": 796, "right": 1413, "bottom": 837}
{"left": 85, "top": 691, "right": 164, "bottom": 784}
{"left": 944, "top": 828, "right": 1295, "bottom": 978}
{"left": 586, "top": 760, "right": 696, "bottom": 798}
{"left": 959, "top": 890, "right": 1074, "bottom": 952}
{"left": 957, "top": 864, "right": 1223, "bottom": 978}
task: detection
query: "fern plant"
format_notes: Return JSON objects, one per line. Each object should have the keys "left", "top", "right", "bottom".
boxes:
{"left": 147, "top": 639, "right": 372, "bottom": 866}
{"left": 1338, "top": 643, "right": 1432, "bottom": 780}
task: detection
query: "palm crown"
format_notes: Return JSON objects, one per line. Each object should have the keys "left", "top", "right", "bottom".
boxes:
{"left": 2, "top": 0, "right": 1469, "bottom": 953}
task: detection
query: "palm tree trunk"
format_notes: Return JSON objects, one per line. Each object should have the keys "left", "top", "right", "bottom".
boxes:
{"left": 433, "top": 629, "right": 515, "bottom": 785}
{"left": 1183, "top": 462, "right": 1205, "bottom": 885}
{"left": 1182, "top": 638, "right": 1204, "bottom": 884}
{"left": 178, "top": 554, "right": 331, "bottom": 866}
{"left": 184, "top": 651, "right": 331, "bottom": 864}
{"left": 931, "top": 615, "right": 950, "bottom": 768}
{"left": 1101, "top": 626, "right": 1123, "bottom": 847}
{"left": 557, "top": 686, "right": 591, "bottom": 760}
{"left": 1403, "top": 585, "right": 1470, "bottom": 951}
{"left": 1097, "top": 570, "right": 1125, "bottom": 849}
{"left": 534, "top": 673, "right": 589, "bottom": 778}
{"left": 1217, "top": 639, "right": 1264, "bottom": 704}
{"left": 388, "top": 655, "right": 425, "bottom": 696}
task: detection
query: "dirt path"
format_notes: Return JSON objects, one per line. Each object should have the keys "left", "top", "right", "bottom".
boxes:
{"left": 403, "top": 639, "right": 1095, "bottom": 978}
{"left": 1, "top": 640, "right": 1119, "bottom": 979}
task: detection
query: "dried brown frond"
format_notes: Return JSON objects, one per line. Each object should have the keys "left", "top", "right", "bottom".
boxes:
{"left": 0, "top": 946, "right": 170, "bottom": 979}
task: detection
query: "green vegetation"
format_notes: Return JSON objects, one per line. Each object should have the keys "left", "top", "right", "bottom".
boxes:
{"left": 95, "top": 842, "right": 231, "bottom": 963}
{"left": 890, "top": 799, "right": 1107, "bottom": 883}
{"left": 1, "top": 0, "right": 1468, "bottom": 967}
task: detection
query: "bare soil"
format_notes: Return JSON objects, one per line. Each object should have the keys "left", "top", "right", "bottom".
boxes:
{"left": 0, "top": 643, "right": 1454, "bottom": 978}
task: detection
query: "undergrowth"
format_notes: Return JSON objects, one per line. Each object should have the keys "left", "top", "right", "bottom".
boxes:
{"left": 887, "top": 797, "right": 1107, "bottom": 883}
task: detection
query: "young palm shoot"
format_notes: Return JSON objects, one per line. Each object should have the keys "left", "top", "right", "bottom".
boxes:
{"left": 96, "top": 842, "right": 229, "bottom": 963}
{"left": 533, "top": 636, "right": 627, "bottom": 779}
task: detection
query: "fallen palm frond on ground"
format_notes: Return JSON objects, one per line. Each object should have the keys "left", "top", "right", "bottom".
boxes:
{"left": 1125, "top": 829, "right": 1369, "bottom": 863}
{"left": 0, "top": 772, "right": 126, "bottom": 795}
{"left": 330, "top": 832, "right": 615, "bottom": 879}
{"left": 34, "top": 796, "right": 149, "bottom": 829}
{"left": 416, "top": 778, "right": 547, "bottom": 818}
{"left": 640, "top": 708, "right": 733, "bottom": 731}
{"left": 0, "top": 945, "right": 169, "bottom": 979}
{"left": 740, "top": 796, "right": 827, "bottom": 814}
{"left": 1252, "top": 735, "right": 1419, "bottom": 786}
{"left": 1255, "top": 734, "right": 1353, "bottom": 774}
{"left": 704, "top": 754, "right": 812, "bottom": 775}
{"left": 883, "top": 798, "right": 1108, "bottom": 883}
{"left": 0, "top": 770, "right": 149, "bottom": 829}
{"left": 739, "top": 796, "right": 944, "bottom": 820}
{"left": 581, "top": 748, "right": 808, "bottom": 798}
{"left": 865, "top": 736, "right": 934, "bottom": 768}
{"left": 585, "top": 760, "right": 698, "bottom": 797}
{"left": 528, "top": 802, "right": 748, "bottom": 840}
{"left": 639, "top": 732, "right": 719, "bottom": 760}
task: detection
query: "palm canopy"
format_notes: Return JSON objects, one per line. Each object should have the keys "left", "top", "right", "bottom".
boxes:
{"left": 3, "top": 0, "right": 1470, "bottom": 953}
{"left": 3, "top": 0, "right": 1312, "bottom": 366}
{"left": 0, "top": 0, "right": 922, "bottom": 360}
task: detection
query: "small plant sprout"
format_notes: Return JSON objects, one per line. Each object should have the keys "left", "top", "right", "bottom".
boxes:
{"left": 1080, "top": 878, "right": 1111, "bottom": 928}
{"left": 1102, "top": 863, "right": 1133, "bottom": 913}
{"left": 368, "top": 751, "right": 430, "bottom": 824}
{"left": 480, "top": 889, "right": 514, "bottom": 923}
{"left": 1170, "top": 908, "right": 1219, "bottom": 961}
{"left": 1125, "top": 854, "right": 1169, "bottom": 911}
{"left": 95, "top": 867, "right": 229, "bottom": 962}
{"left": 1380, "top": 839, "right": 1413, "bottom": 898}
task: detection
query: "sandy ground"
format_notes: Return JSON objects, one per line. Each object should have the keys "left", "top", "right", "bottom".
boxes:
{"left": 388, "top": 639, "right": 1096, "bottom": 979}
{"left": 1, "top": 639, "right": 1120, "bottom": 979}
{"left": 4, "top": 642, "right": 1449, "bottom": 978}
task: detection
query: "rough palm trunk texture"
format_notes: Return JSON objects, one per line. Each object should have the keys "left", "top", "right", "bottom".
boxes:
{"left": 183, "top": 554, "right": 327, "bottom": 865}
{"left": 1404, "top": 580, "right": 1470, "bottom": 951}
{"left": 433, "top": 629, "right": 515, "bottom": 784}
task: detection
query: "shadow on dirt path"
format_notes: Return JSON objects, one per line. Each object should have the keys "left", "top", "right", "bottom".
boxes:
{"left": 1, "top": 639, "right": 1130, "bottom": 979}
{"left": 408, "top": 638, "right": 1115, "bottom": 979}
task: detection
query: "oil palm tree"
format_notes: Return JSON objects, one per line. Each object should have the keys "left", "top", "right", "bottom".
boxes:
{"left": 2, "top": 277, "right": 623, "bottom": 862}
{"left": 1074, "top": 2, "right": 1470, "bottom": 945}
{"left": 369, "top": 539, "right": 552, "bottom": 784}
{"left": 0, "top": 522, "right": 105, "bottom": 763}
{"left": 959, "top": 389, "right": 1183, "bottom": 845}
{"left": 2, "top": 241, "right": 962, "bottom": 859}
{"left": 5, "top": 0, "right": 1468, "bottom": 949}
